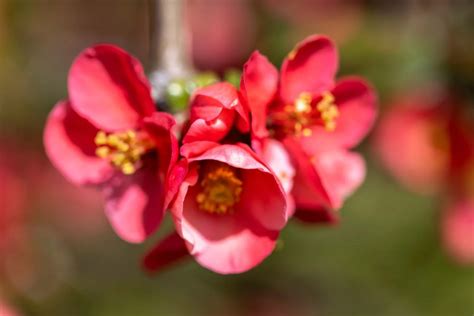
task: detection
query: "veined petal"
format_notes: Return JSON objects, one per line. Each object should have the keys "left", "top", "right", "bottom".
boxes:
{"left": 179, "top": 184, "right": 278, "bottom": 274}
{"left": 68, "top": 44, "right": 155, "bottom": 131}
{"left": 240, "top": 51, "right": 278, "bottom": 138}
{"left": 43, "top": 100, "right": 114, "bottom": 185}
{"left": 280, "top": 35, "right": 338, "bottom": 103}
{"left": 312, "top": 149, "right": 366, "bottom": 210}
{"left": 103, "top": 160, "right": 165, "bottom": 243}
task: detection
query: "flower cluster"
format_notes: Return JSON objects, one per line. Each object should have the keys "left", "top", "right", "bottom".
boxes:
{"left": 44, "top": 35, "right": 377, "bottom": 274}
{"left": 374, "top": 92, "right": 474, "bottom": 264}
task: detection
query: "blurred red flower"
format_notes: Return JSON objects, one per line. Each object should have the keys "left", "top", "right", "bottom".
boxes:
{"left": 0, "top": 301, "right": 21, "bottom": 316}
{"left": 374, "top": 92, "right": 474, "bottom": 263}
{"left": 44, "top": 45, "right": 178, "bottom": 243}
{"left": 442, "top": 199, "right": 474, "bottom": 264}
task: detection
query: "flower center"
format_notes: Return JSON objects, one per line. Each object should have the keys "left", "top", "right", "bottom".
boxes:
{"left": 196, "top": 163, "right": 243, "bottom": 215}
{"left": 271, "top": 91, "right": 339, "bottom": 137}
{"left": 94, "top": 130, "right": 153, "bottom": 175}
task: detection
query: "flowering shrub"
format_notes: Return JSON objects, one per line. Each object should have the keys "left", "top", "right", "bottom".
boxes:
{"left": 44, "top": 35, "right": 377, "bottom": 274}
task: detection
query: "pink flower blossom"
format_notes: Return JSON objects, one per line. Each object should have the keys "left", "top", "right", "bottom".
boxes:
{"left": 161, "top": 144, "right": 288, "bottom": 274}
{"left": 239, "top": 35, "right": 376, "bottom": 221}
{"left": 44, "top": 45, "right": 178, "bottom": 243}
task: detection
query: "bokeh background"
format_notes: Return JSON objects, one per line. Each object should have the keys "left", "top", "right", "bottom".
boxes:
{"left": 0, "top": 1, "right": 473, "bottom": 315}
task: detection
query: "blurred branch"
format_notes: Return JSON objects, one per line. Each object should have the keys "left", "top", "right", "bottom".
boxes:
{"left": 148, "top": 0, "right": 194, "bottom": 102}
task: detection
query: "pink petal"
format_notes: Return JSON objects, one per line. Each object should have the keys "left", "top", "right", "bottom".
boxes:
{"left": 43, "top": 100, "right": 114, "bottom": 185}
{"left": 240, "top": 51, "right": 279, "bottom": 138}
{"left": 179, "top": 185, "right": 278, "bottom": 274}
{"left": 284, "top": 138, "right": 332, "bottom": 209}
{"left": 180, "top": 141, "right": 220, "bottom": 158}
{"left": 299, "top": 77, "right": 377, "bottom": 151}
{"left": 143, "top": 112, "right": 178, "bottom": 175}
{"left": 68, "top": 44, "right": 155, "bottom": 131}
{"left": 258, "top": 139, "right": 295, "bottom": 194}
{"left": 142, "top": 231, "right": 189, "bottom": 273}
{"left": 103, "top": 159, "right": 165, "bottom": 243}
{"left": 442, "top": 199, "right": 474, "bottom": 264}
{"left": 312, "top": 149, "right": 366, "bottom": 209}
{"left": 280, "top": 35, "right": 338, "bottom": 103}
{"left": 184, "top": 83, "right": 241, "bottom": 144}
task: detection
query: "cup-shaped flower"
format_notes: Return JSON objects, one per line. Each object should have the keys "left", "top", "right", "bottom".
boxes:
{"left": 44, "top": 45, "right": 178, "bottom": 243}
{"left": 239, "top": 35, "right": 376, "bottom": 220}
{"left": 167, "top": 144, "right": 288, "bottom": 274}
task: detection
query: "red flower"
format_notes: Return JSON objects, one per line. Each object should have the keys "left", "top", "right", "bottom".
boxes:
{"left": 162, "top": 144, "right": 288, "bottom": 274}
{"left": 44, "top": 45, "right": 178, "bottom": 243}
{"left": 239, "top": 35, "right": 376, "bottom": 221}
{"left": 442, "top": 199, "right": 474, "bottom": 264}
{"left": 373, "top": 95, "right": 450, "bottom": 194}
{"left": 374, "top": 92, "right": 474, "bottom": 263}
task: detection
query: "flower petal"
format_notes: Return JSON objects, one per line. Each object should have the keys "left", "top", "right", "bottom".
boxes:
{"left": 442, "top": 199, "right": 474, "bottom": 264}
{"left": 68, "top": 44, "right": 155, "bottom": 131}
{"left": 312, "top": 149, "right": 366, "bottom": 209}
{"left": 142, "top": 231, "right": 190, "bottom": 273}
{"left": 284, "top": 137, "right": 332, "bottom": 209}
{"left": 143, "top": 112, "right": 178, "bottom": 175}
{"left": 280, "top": 35, "right": 338, "bottom": 103}
{"left": 103, "top": 159, "right": 165, "bottom": 243}
{"left": 179, "top": 184, "right": 278, "bottom": 274}
{"left": 43, "top": 100, "right": 114, "bottom": 185}
{"left": 184, "top": 83, "right": 241, "bottom": 143}
{"left": 258, "top": 139, "right": 295, "bottom": 194}
{"left": 240, "top": 51, "right": 278, "bottom": 138}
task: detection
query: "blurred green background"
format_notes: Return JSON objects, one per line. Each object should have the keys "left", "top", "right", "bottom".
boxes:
{"left": 0, "top": 1, "right": 473, "bottom": 315}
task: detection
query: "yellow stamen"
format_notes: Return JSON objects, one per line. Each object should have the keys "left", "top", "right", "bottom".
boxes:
{"left": 316, "top": 92, "right": 339, "bottom": 131}
{"left": 196, "top": 163, "right": 243, "bottom": 215}
{"left": 94, "top": 129, "right": 152, "bottom": 175}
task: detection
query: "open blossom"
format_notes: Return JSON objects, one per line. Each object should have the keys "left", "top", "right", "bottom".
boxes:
{"left": 169, "top": 144, "right": 287, "bottom": 274}
{"left": 145, "top": 83, "right": 288, "bottom": 274}
{"left": 44, "top": 45, "right": 177, "bottom": 243}
{"left": 239, "top": 35, "right": 376, "bottom": 222}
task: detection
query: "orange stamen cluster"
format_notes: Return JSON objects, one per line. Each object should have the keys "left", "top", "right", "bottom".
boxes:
{"left": 94, "top": 130, "right": 152, "bottom": 175}
{"left": 196, "top": 164, "right": 243, "bottom": 215}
